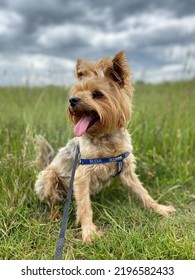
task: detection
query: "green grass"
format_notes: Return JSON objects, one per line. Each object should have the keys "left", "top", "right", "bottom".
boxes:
{"left": 0, "top": 81, "right": 195, "bottom": 260}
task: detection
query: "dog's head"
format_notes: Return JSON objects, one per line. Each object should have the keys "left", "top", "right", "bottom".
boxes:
{"left": 68, "top": 51, "right": 133, "bottom": 137}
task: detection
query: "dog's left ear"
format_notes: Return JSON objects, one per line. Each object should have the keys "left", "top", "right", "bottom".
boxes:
{"left": 105, "top": 51, "right": 130, "bottom": 87}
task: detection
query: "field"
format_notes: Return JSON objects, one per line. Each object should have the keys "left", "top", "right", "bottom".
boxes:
{"left": 0, "top": 81, "right": 195, "bottom": 260}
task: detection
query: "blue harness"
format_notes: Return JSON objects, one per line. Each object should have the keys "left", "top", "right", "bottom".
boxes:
{"left": 80, "top": 151, "right": 130, "bottom": 176}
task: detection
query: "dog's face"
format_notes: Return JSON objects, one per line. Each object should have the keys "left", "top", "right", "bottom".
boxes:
{"left": 68, "top": 51, "right": 133, "bottom": 137}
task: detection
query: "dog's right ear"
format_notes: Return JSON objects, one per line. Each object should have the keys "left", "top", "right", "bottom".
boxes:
{"left": 75, "top": 59, "right": 83, "bottom": 80}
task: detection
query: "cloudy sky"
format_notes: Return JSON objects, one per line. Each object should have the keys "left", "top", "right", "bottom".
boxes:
{"left": 0, "top": 0, "right": 195, "bottom": 86}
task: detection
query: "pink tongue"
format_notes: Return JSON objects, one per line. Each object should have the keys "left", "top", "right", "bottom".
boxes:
{"left": 73, "top": 115, "right": 92, "bottom": 137}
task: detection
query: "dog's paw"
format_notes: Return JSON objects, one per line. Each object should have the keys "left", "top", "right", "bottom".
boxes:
{"left": 48, "top": 208, "right": 62, "bottom": 222}
{"left": 155, "top": 204, "right": 176, "bottom": 217}
{"left": 82, "top": 224, "right": 103, "bottom": 243}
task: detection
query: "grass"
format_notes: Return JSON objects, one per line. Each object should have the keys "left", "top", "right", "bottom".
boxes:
{"left": 0, "top": 81, "right": 195, "bottom": 260}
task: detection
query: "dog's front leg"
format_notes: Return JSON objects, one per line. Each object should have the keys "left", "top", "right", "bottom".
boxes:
{"left": 120, "top": 159, "right": 176, "bottom": 217}
{"left": 74, "top": 166, "right": 98, "bottom": 243}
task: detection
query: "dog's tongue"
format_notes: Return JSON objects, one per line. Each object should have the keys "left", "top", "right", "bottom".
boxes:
{"left": 73, "top": 115, "right": 92, "bottom": 137}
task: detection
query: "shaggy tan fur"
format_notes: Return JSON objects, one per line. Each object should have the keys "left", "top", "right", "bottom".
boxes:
{"left": 35, "top": 51, "right": 176, "bottom": 243}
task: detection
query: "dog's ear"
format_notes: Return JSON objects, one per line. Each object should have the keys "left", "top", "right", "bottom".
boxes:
{"left": 105, "top": 51, "right": 130, "bottom": 87}
{"left": 75, "top": 59, "right": 96, "bottom": 80}
{"left": 75, "top": 59, "right": 83, "bottom": 80}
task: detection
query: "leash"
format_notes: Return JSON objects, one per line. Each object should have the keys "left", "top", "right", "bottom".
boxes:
{"left": 54, "top": 143, "right": 80, "bottom": 260}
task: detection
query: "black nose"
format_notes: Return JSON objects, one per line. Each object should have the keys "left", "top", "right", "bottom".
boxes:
{"left": 69, "top": 97, "right": 80, "bottom": 107}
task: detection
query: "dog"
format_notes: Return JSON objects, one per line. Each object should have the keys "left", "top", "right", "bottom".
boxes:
{"left": 35, "top": 51, "right": 176, "bottom": 243}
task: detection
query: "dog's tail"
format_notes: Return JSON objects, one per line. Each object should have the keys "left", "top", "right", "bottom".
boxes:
{"left": 34, "top": 135, "right": 54, "bottom": 170}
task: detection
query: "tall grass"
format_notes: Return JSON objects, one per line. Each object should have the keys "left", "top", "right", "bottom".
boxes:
{"left": 0, "top": 81, "right": 194, "bottom": 259}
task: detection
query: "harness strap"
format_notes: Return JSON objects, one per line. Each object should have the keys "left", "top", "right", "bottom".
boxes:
{"left": 80, "top": 151, "right": 130, "bottom": 175}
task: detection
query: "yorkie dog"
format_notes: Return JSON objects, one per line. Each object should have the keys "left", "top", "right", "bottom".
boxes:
{"left": 35, "top": 51, "right": 176, "bottom": 242}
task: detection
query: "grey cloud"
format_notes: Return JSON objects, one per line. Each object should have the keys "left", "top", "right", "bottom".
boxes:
{"left": 0, "top": 0, "right": 194, "bottom": 85}
{"left": 93, "top": 0, "right": 195, "bottom": 19}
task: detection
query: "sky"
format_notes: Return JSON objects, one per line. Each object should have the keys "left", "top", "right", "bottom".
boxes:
{"left": 0, "top": 0, "right": 195, "bottom": 86}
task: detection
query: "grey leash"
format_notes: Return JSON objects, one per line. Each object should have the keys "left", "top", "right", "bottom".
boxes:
{"left": 54, "top": 143, "right": 80, "bottom": 260}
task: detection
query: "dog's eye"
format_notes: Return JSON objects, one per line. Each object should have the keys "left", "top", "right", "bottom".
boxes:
{"left": 92, "top": 91, "right": 103, "bottom": 99}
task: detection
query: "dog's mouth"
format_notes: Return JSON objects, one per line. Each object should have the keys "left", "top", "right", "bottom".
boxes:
{"left": 73, "top": 111, "right": 100, "bottom": 137}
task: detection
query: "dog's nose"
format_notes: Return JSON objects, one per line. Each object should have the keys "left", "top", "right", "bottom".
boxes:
{"left": 69, "top": 97, "right": 80, "bottom": 107}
